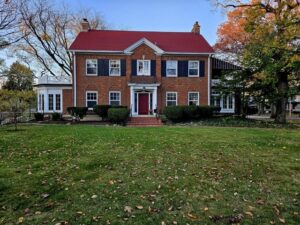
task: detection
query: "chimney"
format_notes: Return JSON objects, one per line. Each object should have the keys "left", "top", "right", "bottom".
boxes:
{"left": 191, "top": 21, "right": 201, "bottom": 34}
{"left": 81, "top": 18, "right": 90, "bottom": 32}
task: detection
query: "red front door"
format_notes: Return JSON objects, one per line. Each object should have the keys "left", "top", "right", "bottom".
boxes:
{"left": 138, "top": 93, "right": 149, "bottom": 115}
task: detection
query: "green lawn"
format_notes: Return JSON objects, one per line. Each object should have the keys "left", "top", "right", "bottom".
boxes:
{"left": 0, "top": 125, "right": 299, "bottom": 224}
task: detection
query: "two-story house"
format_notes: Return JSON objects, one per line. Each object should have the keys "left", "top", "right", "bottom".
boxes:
{"left": 35, "top": 20, "right": 238, "bottom": 117}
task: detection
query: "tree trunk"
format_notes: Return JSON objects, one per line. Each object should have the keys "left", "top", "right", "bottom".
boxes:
{"left": 275, "top": 73, "right": 288, "bottom": 123}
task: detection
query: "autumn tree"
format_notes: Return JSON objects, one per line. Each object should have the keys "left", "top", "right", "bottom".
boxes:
{"left": 2, "top": 61, "right": 34, "bottom": 91}
{"left": 14, "top": 0, "right": 106, "bottom": 77}
{"left": 214, "top": 0, "right": 300, "bottom": 123}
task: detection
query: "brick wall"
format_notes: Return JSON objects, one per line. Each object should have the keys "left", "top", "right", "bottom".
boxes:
{"left": 72, "top": 44, "right": 209, "bottom": 112}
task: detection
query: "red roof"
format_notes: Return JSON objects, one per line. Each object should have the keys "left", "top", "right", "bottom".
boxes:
{"left": 69, "top": 30, "right": 214, "bottom": 53}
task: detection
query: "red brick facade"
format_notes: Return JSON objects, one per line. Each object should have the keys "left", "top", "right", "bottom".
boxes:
{"left": 72, "top": 44, "right": 209, "bottom": 113}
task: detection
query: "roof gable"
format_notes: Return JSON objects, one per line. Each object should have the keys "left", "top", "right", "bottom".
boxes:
{"left": 124, "top": 38, "right": 164, "bottom": 55}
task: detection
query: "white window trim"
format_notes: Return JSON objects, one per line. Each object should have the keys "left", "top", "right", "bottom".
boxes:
{"left": 137, "top": 60, "right": 151, "bottom": 76}
{"left": 166, "top": 91, "right": 178, "bottom": 106}
{"left": 109, "top": 91, "right": 121, "bottom": 105}
{"left": 86, "top": 91, "right": 98, "bottom": 109}
{"left": 86, "top": 59, "right": 98, "bottom": 76}
{"left": 188, "top": 92, "right": 200, "bottom": 106}
{"left": 166, "top": 60, "right": 178, "bottom": 77}
{"left": 109, "top": 60, "right": 121, "bottom": 76}
{"left": 188, "top": 60, "right": 199, "bottom": 77}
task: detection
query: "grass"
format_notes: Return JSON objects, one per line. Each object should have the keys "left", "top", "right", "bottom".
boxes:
{"left": 0, "top": 125, "right": 299, "bottom": 224}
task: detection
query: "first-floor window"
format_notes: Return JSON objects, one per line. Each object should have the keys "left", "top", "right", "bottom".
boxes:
{"left": 188, "top": 92, "right": 199, "bottom": 105}
{"left": 109, "top": 91, "right": 121, "bottom": 106}
{"left": 38, "top": 94, "right": 44, "bottom": 111}
{"left": 86, "top": 91, "right": 98, "bottom": 108}
{"left": 48, "top": 94, "right": 53, "bottom": 111}
{"left": 166, "top": 92, "right": 177, "bottom": 106}
{"left": 56, "top": 94, "right": 61, "bottom": 111}
{"left": 211, "top": 96, "right": 221, "bottom": 107}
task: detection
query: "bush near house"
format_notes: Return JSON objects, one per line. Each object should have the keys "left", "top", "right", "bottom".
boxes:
{"left": 34, "top": 112, "right": 44, "bottom": 121}
{"left": 107, "top": 107, "right": 129, "bottom": 124}
{"left": 164, "top": 105, "right": 221, "bottom": 122}
{"left": 93, "top": 105, "right": 128, "bottom": 120}
{"left": 67, "top": 107, "right": 88, "bottom": 119}
{"left": 51, "top": 112, "right": 62, "bottom": 121}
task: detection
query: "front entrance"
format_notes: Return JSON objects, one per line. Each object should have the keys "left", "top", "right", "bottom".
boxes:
{"left": 138, "top": 93, "right": 149, "bottom": 115}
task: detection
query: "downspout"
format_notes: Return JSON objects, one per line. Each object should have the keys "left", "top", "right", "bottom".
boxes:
{"left": 73, "top": 52, "right": 77, "bottom": 107}
{"left": 208, "top": 54, "right": 212, "bottom": 106}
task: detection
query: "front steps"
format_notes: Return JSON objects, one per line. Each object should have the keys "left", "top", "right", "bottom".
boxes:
{"left": 127, "top": 116, "right": 163, "bottom": 126}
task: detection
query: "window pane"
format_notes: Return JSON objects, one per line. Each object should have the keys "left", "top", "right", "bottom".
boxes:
{"left": 56, "top": 94, "right": 61, "bottom": 111}
{"left": 87, "top": 92, "right": 97, "bottom": 108}
{"left": 87, "top": 59, "right": 97, "bottom": 75}
{"left": 166, "top": 93, "right": 177, "bottom": 106}
{"left": 110, "top": 92, "right": 120, "bottom": 106}
{"left": 48, "top": 94, "right": 53, "bottom": 110}
{"left": 87, "top": 100, "right": 97, "bottom": 108}
{"left": 109, "top": 60, "right": 120, "bottom": 75}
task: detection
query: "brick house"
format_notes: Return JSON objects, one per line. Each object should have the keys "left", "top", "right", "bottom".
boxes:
{"left": 35, "top": 21, "right": 237, "bottom": 116}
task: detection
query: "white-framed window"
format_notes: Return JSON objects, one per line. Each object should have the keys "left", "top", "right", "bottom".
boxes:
{"left": 137, "top": 60, "right": 150, "bottom": 76}
{"left": 109, "top": 60, "right": 121, "bottom": 76}
{"left": 166, "top": 92, "right": 178, "bottom": 106}
{"left": 223, "top": 95, "right": 233, "bottom": 109}
{"left": 188, "top": 60, "right": 199, "bottom": 77}
{"left": 38, "top": 94, "right": 44, "bottom": 111}
{"left": 188, "top": 92, "right": 199, "bottom": 106}
{"left": 86, "top": 91, "right": 98, "bottom": 108}
{"left": 48, "top": 94, "right": 54, "bottom": 110}
{"left": 109, "top": 91, "right": 121, "bottom": 106}
{"left": 86, "top": 59, "right": 97, "bottom": 75}
{"left": 55, "top": 94, "right": 61, "bottom": 111}
{"left": 166, "top": 60, "right": 177, "bottom": 77}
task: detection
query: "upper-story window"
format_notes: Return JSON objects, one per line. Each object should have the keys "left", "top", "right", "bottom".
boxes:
{"left": 166, "top": 60, "right": 177, "bottom": 77}
{"left": 109, "top": 60, "right": 121, "bottom": 76}
{"left": 188, "top": 60, "right": 199, "bottom": 77}
{"left": 137, "top": 60, "right": 150, "bottom": 76}
{"left": 86, "top": 59, "right": 97, "bottom": 75}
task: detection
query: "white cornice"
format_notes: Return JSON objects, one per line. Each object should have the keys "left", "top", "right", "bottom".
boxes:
{"left": 124, "top": 38, "right": 165, "bottom": 55}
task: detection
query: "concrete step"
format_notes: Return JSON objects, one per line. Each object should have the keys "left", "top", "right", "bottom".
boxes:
{"left": 127, "top": 117, "right": 163, "bottom": 126}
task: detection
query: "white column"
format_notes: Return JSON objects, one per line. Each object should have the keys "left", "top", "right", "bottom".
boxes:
{"left": 73, "top": 53, "right": 77, "bottom": 107}
{"left": 130, "top": 86, "right": 134, "bottom": 116}
{"left": 153, "top": 87, "right": 157, "bottom": 115}
{"left": 208, "top": 54, "right": 211, "bottom": 106}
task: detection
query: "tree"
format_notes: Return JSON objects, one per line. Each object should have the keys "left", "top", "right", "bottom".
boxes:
{"left": 2, "top": 61, "right": 34, "bottom": 91}
{"left": 0, "top": 89, "right": 35, "bottom": 130}
{"left": 0, "top": 0, "right": 23, "bottom": 48}
{"left": 214, "top": 0, "right": 300, "bottom": 123}
{"left": 14, "top": 0, "right": 106, "bottom": 77}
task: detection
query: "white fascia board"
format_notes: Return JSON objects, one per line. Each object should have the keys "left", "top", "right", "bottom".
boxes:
{"left": 124, "top": 38, "right": 165, "bottom": 55}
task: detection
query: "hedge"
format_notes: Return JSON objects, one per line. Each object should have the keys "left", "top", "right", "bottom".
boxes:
{"left": 93, "top": 105, "right": 127, "bottom": 119}
{"left": 34, "top": 113, "right": 44, "bottom": 121}
{"left": 52, "top": 112, "right": 62, "bottom": 121}
{"left": 163, "top": 105, "right": 221, "bottom": 122}
{"left": 67, "top": 107, "right": 88, "bottom": 119}
{"left": 107, "top": 108, "right": 129, "bottom": 124}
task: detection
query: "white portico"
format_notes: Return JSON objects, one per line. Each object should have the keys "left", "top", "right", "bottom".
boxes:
{"left": 129, "top": 83, "right": 160, "bottom": 117}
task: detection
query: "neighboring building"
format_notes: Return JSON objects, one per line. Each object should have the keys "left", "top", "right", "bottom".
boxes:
{"left": 35, "top": 20, "right": 239, "bottom": 115}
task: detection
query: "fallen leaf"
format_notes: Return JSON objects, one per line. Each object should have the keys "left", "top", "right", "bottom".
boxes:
{"left": 91, "top": 195, "right": 97, "bottom": 199}
{"left": 18, "top": 217, "right": 24, "bottom": 223}
{"left": 273, "top": 206, "right": 280, "bottom": 216}
{"left": 245, "top": 211, "right": 253, "bottom": 217}
{"left": 256, "top": 199, "right": 265, "bottom": 205}
{"left": 187, "top": 212, "right": 198, "bottom": 220}
{"left": 124, "top": 206, "right": 132, "bottom": 213}
{"left": 204, "top": 207, "right": 209, "bottom": 211}
{"left": 136, "top": 205, "right": 143, "bottom": 210}
{"left": 279, "top": 218, "right": 286, "bottom": 224}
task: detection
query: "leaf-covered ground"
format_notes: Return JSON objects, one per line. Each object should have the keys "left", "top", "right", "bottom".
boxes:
{"left": 0, "top": 125, "right": 299, "bottom": 224}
